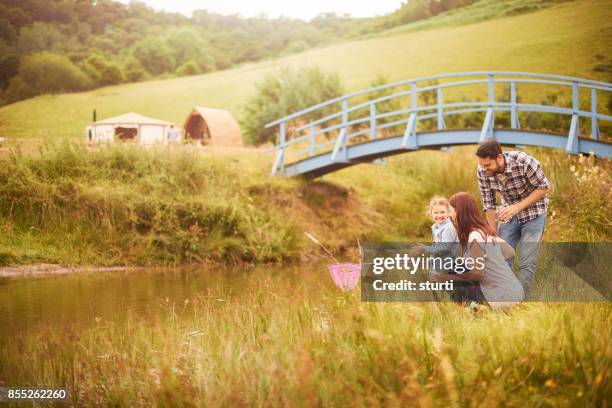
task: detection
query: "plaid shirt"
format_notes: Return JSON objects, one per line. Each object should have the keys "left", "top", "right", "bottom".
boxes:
{"left": 477, "top": 151, "right": 550, "bottom": 224}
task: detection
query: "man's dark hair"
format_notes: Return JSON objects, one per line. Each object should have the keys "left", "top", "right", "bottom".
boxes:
{"left": 476, "top": 139, "right": 503, "bottom": 159}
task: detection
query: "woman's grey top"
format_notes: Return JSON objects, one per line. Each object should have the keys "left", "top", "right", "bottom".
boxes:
{"left": 465, "top": 231, "right": 524, "bottom": 307}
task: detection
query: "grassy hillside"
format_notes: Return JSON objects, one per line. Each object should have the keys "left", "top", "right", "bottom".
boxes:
{"left": 375, "top": 0, "right": 578, "bottom": 36}
{"left": 0, "top": 0, "right": 610, "bottom": 144}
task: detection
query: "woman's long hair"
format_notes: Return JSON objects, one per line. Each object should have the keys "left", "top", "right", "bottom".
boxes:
{"left": 449, "top": 192, "right": 497, "bottom": 248}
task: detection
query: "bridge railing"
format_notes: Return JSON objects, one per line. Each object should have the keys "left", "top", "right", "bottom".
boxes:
{"left": 265, "top": 71, "right": 612, "bottom": 176}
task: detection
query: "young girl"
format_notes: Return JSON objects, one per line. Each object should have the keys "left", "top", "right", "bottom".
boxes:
{"left": 412, "top": 196, "right": 458, "bottom": 266}
{"left": 413, "top": 196, "right": 486, "bottom": 303}
{"left": 432, "top": 192, "right": 524, "bottom": 308}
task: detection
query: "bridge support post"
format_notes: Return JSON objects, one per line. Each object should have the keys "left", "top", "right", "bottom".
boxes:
{"left": 331, "top": 128, "right": 349, "bottom": 163}
{"left": 370, "top": 104, "right": 377, "bottom": 140}
{"left": 271, "top": 121, "right": 287, "bottom": 176}
{"left": 401, "top": 113, "right": 418, "bottom": 149}
{"left": 488, "top": 74, "right": 495, "bottom": 129}
{"left": 437, "top": 87, "right": 446, "bottom": 129}
{"left": 271, "top": 150, "right": 284, "bottom": 176}
{"left": 510, "top": 81, "right": 520, "bottom": 129}
{"left": 309, "top": 125, "right": 315, "bottom": 156}
{"left": 566, "top": 114, "right": 580, "bottom": 154}
{"left": 480, "top": 108, "right": 494, "bottom": 142}
{"left": 591, "top": 88, "right": 600, "bottom": 140}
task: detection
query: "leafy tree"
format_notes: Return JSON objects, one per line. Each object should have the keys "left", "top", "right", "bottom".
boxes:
{"left": 165, "top": 27, "right": 215, "bottom": 73}
{"left": 166, "top": 27, "right": 202, "bottom": 62}
{"left": 84, "top": 51, "right": 124, "bottom": 85}
{"left": 241, "top": 65, "right": 344, "bottom": 146}
{"left": 0, "top": 54, "right": 19, "bottom": 90}
{"left": 131, "top": 37, "right": 176, "bottom": 75}
{"left": 6, "top": 52, "right": 91, "bottom": 102}
{"left": 0, "top": 18, "right": 17, "bottom": 44}
{"left": 17, "top": 22, "right": 64, "bottom": 54}
{"left": 123, "top": 56, "right": 147, "bottom": 82}
{"left": 2, "top": 6, "right": 32, "bottom": 28}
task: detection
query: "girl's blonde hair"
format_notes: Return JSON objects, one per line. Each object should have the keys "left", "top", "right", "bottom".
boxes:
{"left": 427, "top": 196, "right": 450, "bottom": 215}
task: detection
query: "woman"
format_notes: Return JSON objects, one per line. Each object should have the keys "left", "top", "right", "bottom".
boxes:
{"left": 432, "top": 192, "right": 524, "bottom": 308}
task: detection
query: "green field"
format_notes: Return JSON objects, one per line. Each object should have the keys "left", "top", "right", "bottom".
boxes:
{"left": 0, "top": 0, "right": 610, "bottom": 143}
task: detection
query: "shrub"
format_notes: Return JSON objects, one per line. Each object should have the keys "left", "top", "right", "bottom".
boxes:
{"left": 176, "top": 61, "right": 200, "bottom": 76}
{"left": 0, "top": 53, "right": 19, "bottom": 90}
{"left": 241, "top": 65, "right": 344, "bottom": 146}
{"left": 6, "top": 52, "right": 91, "bottom": 102}
{"left": 123, "top": 57, "right": 147, "bottom": 82}
{"left": 83, "top": 51, "right": 125, "bottom": 85}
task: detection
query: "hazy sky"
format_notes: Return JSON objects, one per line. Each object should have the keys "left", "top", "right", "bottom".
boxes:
{"left": 121, "top": 0, "right": 405, "bottom": 20}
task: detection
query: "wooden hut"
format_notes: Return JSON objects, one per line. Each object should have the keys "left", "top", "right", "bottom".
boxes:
{"left": 183, "top": 107, "right": 243, "bottom": 147}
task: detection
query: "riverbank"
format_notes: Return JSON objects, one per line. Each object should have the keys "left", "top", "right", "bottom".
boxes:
{"left": 1, "top": 263, "right": 609, "bottom": 406}
{"left": 0, "top": 263, "right": 132, "bottom": 279}
{"left": 0, "top": 142, "right": 610, "bottom": 269}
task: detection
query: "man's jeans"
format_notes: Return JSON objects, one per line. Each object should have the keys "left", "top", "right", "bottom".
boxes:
{"left": 497, "top": 213, "right": 546, "bottom": 300}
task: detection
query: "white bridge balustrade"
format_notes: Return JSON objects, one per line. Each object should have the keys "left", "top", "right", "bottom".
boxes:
{"left": 265, "top": 72, "right": 612, "bottom": 178}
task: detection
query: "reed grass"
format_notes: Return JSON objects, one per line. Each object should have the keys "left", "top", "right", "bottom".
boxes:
{"left": 0, "top": 142, "right": 609, "bottom": 266}
{"left": 0, "top": 268, "right": 609, "bottom": 406}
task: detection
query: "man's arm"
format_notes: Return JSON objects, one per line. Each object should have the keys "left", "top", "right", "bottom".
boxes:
{"left": 498, "top": 187, "right": 548, "bottom": 221}
{"left": 477, "top": 168, "right": 496, "bottom": 230}
{"left": 498, "top": 154, "right": 550, "bottom": 221}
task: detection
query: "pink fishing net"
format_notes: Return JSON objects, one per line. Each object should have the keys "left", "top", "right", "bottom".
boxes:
{"left": 327, "top": 263, "right": 361, "bottom": 292}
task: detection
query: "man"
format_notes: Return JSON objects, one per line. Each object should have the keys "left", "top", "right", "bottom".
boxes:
{"left": 167, "top": 125, "right": 181, "bottom": 145}
{"left": 476, "top": 139, "right": 550, "bottom": 299}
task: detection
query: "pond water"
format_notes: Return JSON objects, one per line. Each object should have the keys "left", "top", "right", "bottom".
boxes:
{"left": 0, "top": 262, "right": 333, "bottom": 339}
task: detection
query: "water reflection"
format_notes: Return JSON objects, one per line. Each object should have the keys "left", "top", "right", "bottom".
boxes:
{"left": 0, "top": 262, "right": 331, "bottom": 338}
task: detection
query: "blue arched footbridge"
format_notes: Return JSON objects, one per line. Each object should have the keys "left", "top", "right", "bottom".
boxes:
{"left": 265, "top": 72, "right": 612, "bottom": 177}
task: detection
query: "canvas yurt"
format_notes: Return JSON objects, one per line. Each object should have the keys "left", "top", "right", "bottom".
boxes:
{"left": 183, "top": 107, "right": 243, "bottom": 147}
{"left": 86, "top": 112, "right": 181, "bottom": 145}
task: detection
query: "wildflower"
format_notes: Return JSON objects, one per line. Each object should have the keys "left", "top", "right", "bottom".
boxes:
{"left": 544, "top": 379, "right": 558, "bottom": 388}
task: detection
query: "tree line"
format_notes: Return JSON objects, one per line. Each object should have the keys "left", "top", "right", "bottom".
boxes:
{"left": 0, "top": 0, "right": 477, "bottom": 106}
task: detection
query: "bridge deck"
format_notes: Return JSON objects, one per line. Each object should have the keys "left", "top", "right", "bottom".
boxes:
{"left": 283, "top": 129, "right": 611, "bottom": 178}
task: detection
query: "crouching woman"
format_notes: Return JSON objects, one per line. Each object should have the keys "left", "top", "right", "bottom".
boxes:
{"left": 432, "top": 192, "right": 524, "bottom": 309}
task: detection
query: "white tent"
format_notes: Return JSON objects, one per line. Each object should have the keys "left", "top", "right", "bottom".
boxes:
{"left": 86, "top": 112, "right": 181, "bottom": 145}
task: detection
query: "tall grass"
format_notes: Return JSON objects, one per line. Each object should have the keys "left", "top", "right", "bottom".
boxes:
{"left": 0, "top": 142, "right": 609, "bottom": 267}
{"left": 0, "top": 268, "right": 609, "bottom": 406}
{"left": 0, "top": 143, "right": 302, "bottom": 265}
